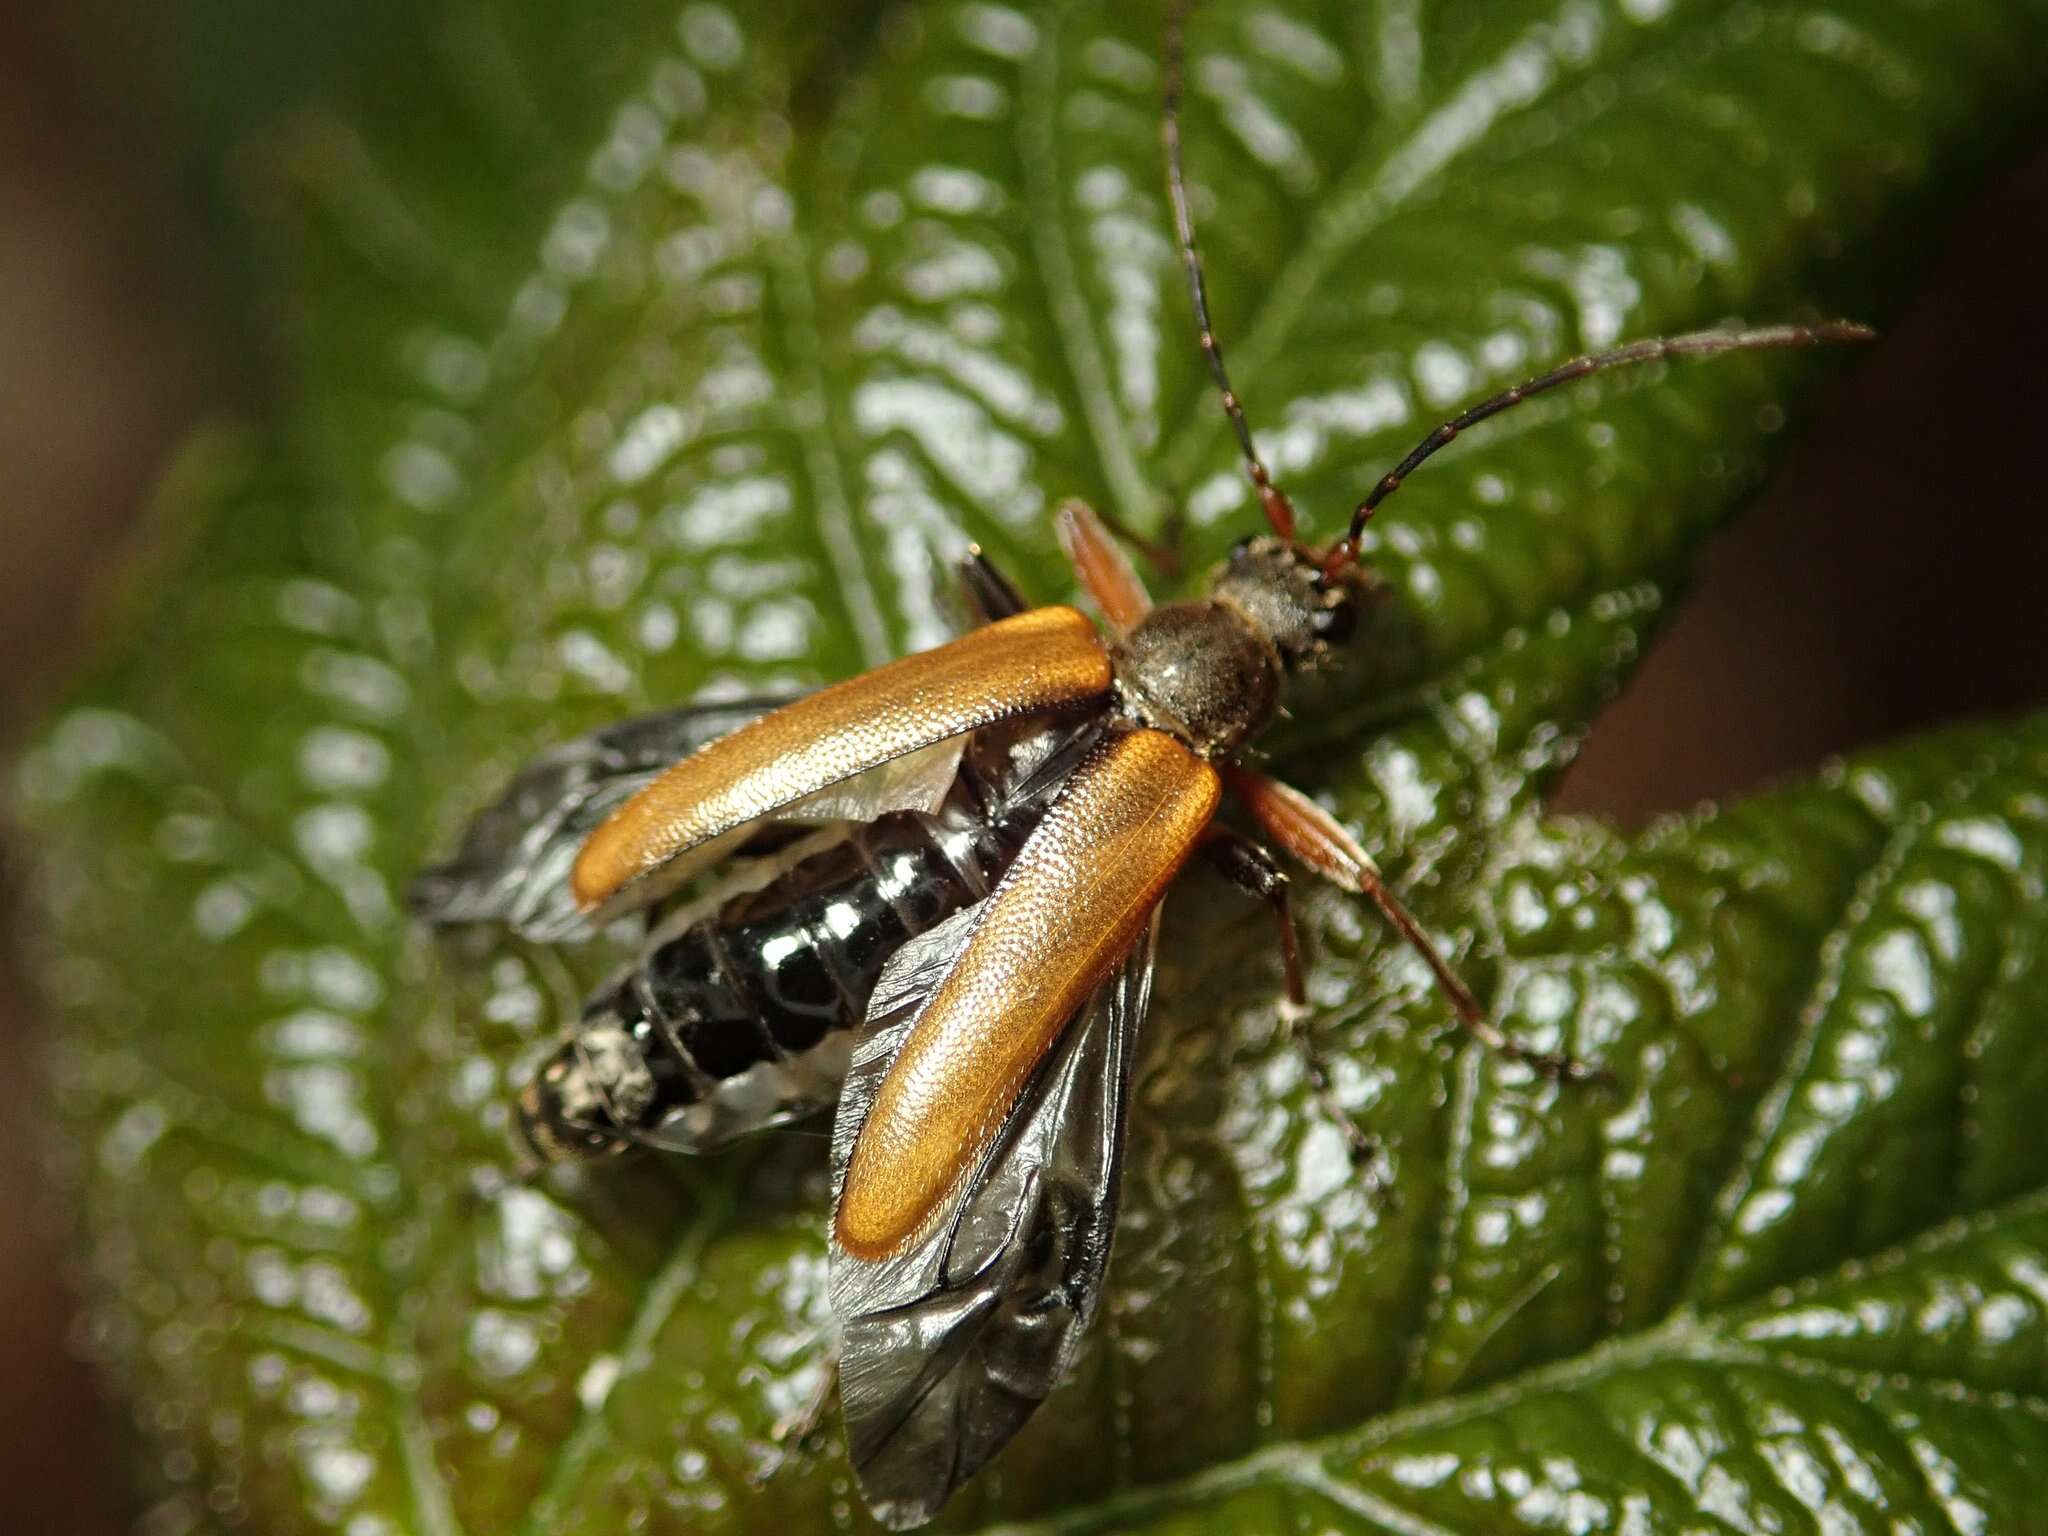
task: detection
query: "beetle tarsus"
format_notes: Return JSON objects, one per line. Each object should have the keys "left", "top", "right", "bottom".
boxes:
{"left": 1352, "top": 863, "right": 1616, "bottom": 1090}
{"left": 1284, "top": 1009, "right": 1395, "bottom": 1205}
{"left": 1367, "top": 889, "right": 1619, "bottom": 1092}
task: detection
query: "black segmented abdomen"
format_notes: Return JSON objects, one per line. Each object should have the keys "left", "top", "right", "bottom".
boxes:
{"left": 566, "top": 714, "right": 1093, "bottom": 1152}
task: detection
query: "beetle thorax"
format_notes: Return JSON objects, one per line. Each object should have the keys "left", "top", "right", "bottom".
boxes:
{"left": 1109, "top": 537, "right": 1360, "bottom": 758}
{"left": 1109, "top": 600, "right": 1282, "bottom": 756}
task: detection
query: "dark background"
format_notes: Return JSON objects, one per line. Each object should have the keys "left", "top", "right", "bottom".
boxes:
{"left": 2, "top": 7, "right": 2043, "bottom": 1530}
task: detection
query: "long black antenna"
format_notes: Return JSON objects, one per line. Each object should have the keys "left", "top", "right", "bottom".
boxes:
{"left": 1164, "top": 0, "right": 1296, "bottom": 541}
{"left": 1325, "top": 321, "right": 1876, "bottom": 572}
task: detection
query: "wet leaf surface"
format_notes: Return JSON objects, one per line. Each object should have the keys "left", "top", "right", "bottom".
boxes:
{"left": 14, "top": 1, "right": 2048, "bottom": 1530}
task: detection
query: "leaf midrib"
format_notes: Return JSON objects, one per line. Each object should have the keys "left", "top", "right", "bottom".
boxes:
{"left": 970, "top": 1181, "right": 2048, "bottom": 1536}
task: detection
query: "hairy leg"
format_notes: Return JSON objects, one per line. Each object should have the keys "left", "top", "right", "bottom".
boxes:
{"left": 1222, "top": 766, "right": 1610, "bottom": 1085}
{"left": 1055, "top": 499, "right": 1154, "bottom": 635}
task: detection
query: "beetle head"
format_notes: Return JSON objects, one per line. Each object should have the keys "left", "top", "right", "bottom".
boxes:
{"left": 1210, "top": 535, "right": 1361, "bottom": 667}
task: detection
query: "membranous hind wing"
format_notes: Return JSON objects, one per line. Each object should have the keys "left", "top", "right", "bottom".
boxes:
{"left": 829, "top": 905, "right": 1159, "bottom": 1530}
{"left": 408, "top": 698, "right": 980, "bottom": 942}
{"left": 408, "top": 697, "right": 785, "bottom": 939}
{"left": 569, "top": 607, "right": 1112, "bottom": 921}
{"left": 825, "top": 727, "right": 1219, "bottom": 1528}
{"left": 410, "top": 550, "right": 1046, "bottom": 943}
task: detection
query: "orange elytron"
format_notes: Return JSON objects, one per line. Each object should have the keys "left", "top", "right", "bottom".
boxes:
{"left": 569, "top": 605, "right": 1111, "bottom": 915}
{"left": 833, "top": 727, "right": 1219, "bottom": 1261}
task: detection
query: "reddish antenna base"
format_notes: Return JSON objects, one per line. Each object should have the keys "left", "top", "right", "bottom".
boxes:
{"left": 1256, "top": 482, "right": 1297, "bottom": 541}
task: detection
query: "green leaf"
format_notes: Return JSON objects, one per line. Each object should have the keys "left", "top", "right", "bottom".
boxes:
{"left": 15, "top": 1, "right": 2048, "bottom": 1532}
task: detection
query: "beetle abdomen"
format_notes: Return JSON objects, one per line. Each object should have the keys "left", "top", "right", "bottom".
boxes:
{"left": 613, "top": 807, "right": 1017, "bottom": 1150}
{"left": 524, "top": 713, "right": 1097, "bottom": 1161}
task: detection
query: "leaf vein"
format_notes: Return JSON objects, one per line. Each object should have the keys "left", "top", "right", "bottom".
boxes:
{"left": 1159, "top": 0, "right": 1603, "bottom": 483}
{"left": 514, "top": 1178, "right": 737, "bottom": 1532}
{"left": 1683, "top": 748, "right": 2013, "bottom": 1305}
{"left": 1019, "top": 0, "right": 1157, "bottom": 535}
{"left": 764, "top": 221, "right": 895, "bottom": 669}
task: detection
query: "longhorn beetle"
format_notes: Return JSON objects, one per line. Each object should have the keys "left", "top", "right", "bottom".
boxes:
{"left": 415, "top": 3, "right": 1871, "bottom": 1525}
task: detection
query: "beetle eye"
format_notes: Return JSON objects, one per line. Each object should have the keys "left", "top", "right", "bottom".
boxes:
{"left": 1314, "top": 591, "right": 1358, "bottom": 648}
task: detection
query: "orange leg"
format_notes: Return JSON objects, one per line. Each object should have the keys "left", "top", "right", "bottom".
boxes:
{"left": 1056, "top": 499, "right": 1153, "bottom": 635}
{"left": 1092, "top": 498, "right": 1186, "bottom": 579}
{"left": 1221, "top": 765, "right": 1607, "bottom": 1085}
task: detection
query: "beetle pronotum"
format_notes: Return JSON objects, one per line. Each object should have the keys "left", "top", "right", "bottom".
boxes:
{"left": 416, "top": 1, "right": 1871, "bottom": 1523}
